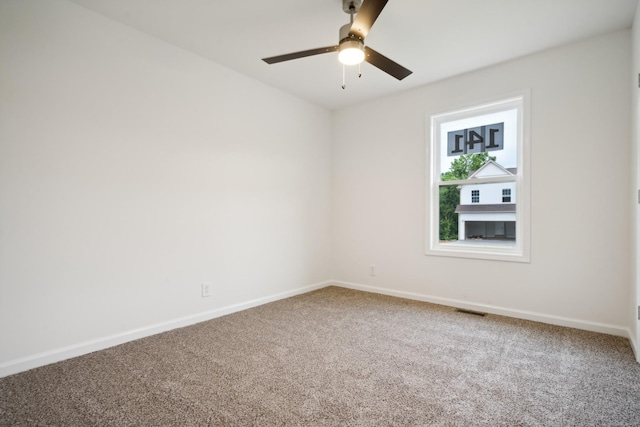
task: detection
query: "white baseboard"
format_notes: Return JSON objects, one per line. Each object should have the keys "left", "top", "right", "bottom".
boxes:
{"left": 0, "top": 281, "right": 331, "bottom": 379}
{"left": 333, "top": 280, "right": 630, "bottom": 338}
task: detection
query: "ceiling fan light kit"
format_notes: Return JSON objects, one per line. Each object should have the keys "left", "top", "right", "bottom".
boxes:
{"left": 261, "top": 0, "right": 412, "bottom": 86}
{"left": 338, "top": 40, "right": 365, "bottom": 65}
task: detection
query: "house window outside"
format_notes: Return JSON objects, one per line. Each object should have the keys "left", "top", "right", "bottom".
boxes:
{"left": 502, "top": 188, "right": 511, "bottom": 203}
{"left": 426, "top": 94, "right": 530, "bottom": 262}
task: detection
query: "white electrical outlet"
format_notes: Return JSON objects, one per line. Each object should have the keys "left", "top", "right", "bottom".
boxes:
{"left": 201, "top": 282, "right": 212, "bottom": 298}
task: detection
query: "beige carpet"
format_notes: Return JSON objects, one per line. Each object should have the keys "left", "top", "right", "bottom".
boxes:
{"left": 1, "top": 286, "right": 639, "bottom": 426}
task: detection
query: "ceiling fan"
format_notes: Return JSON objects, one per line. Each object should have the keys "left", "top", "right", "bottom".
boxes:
{"left": 261, "top": 0, "right": 412, "bottom": 84}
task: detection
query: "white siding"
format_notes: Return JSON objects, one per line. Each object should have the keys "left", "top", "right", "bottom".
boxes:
{"left": 460, "top": 182, "right": 517, "bottom": 205}
{"left": 459, "top": 213, "right": 517, "bottom": 222}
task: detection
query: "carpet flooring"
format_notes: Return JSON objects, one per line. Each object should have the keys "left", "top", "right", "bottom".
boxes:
{"left": 1, "top": 286, "right": 640, "bottom": 426}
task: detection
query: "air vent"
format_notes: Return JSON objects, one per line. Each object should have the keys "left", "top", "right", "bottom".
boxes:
{"left": 455, "top": 308, "right": 487, "bottom": 317}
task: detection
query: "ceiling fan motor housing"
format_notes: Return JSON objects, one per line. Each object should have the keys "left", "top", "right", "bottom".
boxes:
{"left": 339, "top": 23, "right": 360, "bottom": 42}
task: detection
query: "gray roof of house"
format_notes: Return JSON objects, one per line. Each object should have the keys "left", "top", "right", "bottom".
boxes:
{"left": 455, "top": 203, "right": 516, "bottom": 213}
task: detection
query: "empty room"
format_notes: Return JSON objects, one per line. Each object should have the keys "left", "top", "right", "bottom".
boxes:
{"left": 2, "top": 0, "right": 640, "bottom": 425}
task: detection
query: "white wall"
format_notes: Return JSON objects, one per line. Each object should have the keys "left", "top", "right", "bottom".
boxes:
{"left": 0, "top": 0, "right": 332, "bottom": 374}
{"left": 632, "top": 4, "right": 640, "bottom": 359}
{"left": 333, "top": 30, "right": 632, "bottom": 333}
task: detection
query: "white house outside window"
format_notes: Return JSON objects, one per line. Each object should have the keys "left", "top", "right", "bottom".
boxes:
{"left": 426, "top": 94, "right": 530, "bottom": 262}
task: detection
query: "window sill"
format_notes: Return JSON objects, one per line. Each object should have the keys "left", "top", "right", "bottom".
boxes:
{"left": 426, "top": 241, "right": 530, "bottom": 263}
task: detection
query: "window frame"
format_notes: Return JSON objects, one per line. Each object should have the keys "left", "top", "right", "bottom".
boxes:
{"left": 426, "top": 93, "right": 531, "bottom": 263}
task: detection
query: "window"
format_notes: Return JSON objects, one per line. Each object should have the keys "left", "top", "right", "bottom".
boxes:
{"left": 502, "top": 188, "right": 511, "bottom": 203}
{"left": 426, "top": 94, "right": 530, "bottom": 262}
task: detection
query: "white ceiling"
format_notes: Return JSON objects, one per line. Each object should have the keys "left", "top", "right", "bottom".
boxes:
{"left": 68, "top": 0, "right": 639, "bottom": 111}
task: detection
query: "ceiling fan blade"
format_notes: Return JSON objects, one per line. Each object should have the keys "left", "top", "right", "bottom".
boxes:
{"left": 349, "top": 0, "right": 389, "bottom": 40}
{"left": 364, "top": 46, "right": 412, "bottom": 80}
{"left": 262, "top": 46, "right": 338, "bottom": 64}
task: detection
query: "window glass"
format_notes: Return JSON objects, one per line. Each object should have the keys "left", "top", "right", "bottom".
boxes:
{"left": 427, "top": 95, "right": 529, "bottom": 262}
